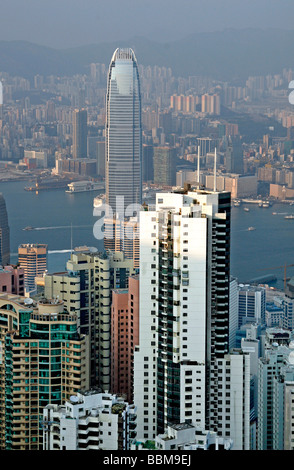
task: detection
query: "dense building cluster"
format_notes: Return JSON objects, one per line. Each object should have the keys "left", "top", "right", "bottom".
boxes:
{"left": 1, "top": 47, "right": 294, "bottom": 452}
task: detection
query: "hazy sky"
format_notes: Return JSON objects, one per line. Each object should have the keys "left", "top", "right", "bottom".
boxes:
{"left": 0, "top": 0, "right": 294, "bottom": 48}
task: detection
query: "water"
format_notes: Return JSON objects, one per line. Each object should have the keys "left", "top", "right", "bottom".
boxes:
{"left": 231, "top": 203, "right": 294, "bottom": 289}
{"left": 1, "top": 180, "right": 294, "bottom": 289}
{"left": 0, "top": 180, "right": 104, "bottom": 272}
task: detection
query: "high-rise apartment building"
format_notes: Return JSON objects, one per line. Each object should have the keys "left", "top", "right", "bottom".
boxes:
{"left": 72, "top": 109, "right": 88, "bottom": 159}
{"left": 0, "top": 294, "right": 89, "bottom": 450}
{"left": 133, "top": 187, "right": 250, "bottom": 448}
{"left": 201, "top": 93, "right": 221, "bottom": 115}
{"left": 111, "top": 275, "right": 139, "bottom": 403}
{"left": 258, "top": 344, "right": 294, "bottom": 450}
{"left": 0, "top": 193, "right": 10, "bottom": 266}
{"left": 44, "top": 249, "right": 136, "bottom": 390}
{"left": 18, "top": 243, "right": 47, "bottom": 293}
{"left": 105, "top": 48, "right": 142, "bottom": 213}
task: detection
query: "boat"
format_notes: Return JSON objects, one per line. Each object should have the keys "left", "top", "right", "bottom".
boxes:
{"left": 285, "top": 215, "right": 294, "bottom": 219}
{"left": 244, "top": 207, "right": 249, "bottom": 212}
{"left": 23, "top": 226, "right": 34, "bottom": 231}
{"left": 233, "top": 199, "right": 241, "bottom": 207}
{"left": 272, "top": 212, "right": 277, "bottom": 215}
{"left": 66, "top": 181, "right": 105, "bottom": 193}
{"left": 93, "top": 194, "right": 106, "bottom": 208}
{"left": 248, "top": 227, "right": 256, "bottom": 231}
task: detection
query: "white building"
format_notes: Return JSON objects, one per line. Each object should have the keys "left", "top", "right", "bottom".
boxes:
{"left": 155, "top": 423, "right": 233, "bottom": 451}
{"left": 43, "top": 389, "right": 137, "bottom": 450}
{"left": 238, "top": 284, "right": 266, "bottom": 327}
{"left": 133, "top": 187, "right": 250, "bottom": 448}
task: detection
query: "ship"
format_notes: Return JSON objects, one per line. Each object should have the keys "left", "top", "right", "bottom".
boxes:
{"left": 66, "top": 181, "right": 105, "bottom": 193}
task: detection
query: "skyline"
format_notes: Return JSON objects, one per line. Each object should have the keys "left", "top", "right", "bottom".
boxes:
{"left": 0, "top": 0, "right": 294, "bottom": 48}
{"left": 1, "top": 7, "right": 294, "bottom": 451}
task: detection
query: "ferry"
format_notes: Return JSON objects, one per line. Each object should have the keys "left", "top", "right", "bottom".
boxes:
{"left": 66, "top": 181, "right": 105, "bottom": 193}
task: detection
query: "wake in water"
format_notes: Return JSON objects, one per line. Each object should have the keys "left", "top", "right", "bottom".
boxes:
{"left": 34, "top": 225, "right": 92, "bottom": 230}
{"left": 48, "top": 250, "right": 72, "bottom": 254}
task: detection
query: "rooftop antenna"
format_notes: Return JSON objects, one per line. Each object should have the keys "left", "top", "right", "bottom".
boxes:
{"left": 197, "top": 145, "right": 200, "bottom": 184}
{"left": 214, "top": 147, "right": 217, "bottom": 192}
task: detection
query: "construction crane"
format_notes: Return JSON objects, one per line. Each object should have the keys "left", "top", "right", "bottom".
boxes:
{"left": 258, "top": 263, "right": 294, "bottom": 291}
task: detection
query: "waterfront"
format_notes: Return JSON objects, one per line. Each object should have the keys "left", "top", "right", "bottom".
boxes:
{"left": 1, "top": 180, "right": 294, "bottom": 290}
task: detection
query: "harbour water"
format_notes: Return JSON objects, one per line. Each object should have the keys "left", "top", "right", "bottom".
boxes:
{"left": 1, "top": 180, "right": 294, "bottom": 290}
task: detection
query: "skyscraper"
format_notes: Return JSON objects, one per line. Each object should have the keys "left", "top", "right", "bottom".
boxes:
{"left": 133, "top": 187, "right": 250, "bottom": 448}
{"left": 105, "top": 48, "right": 142, "bottom": 213}
{"left": 0, "top": 193, "right": 10, "bottom": 266}
{"left": 72, "top": 109, "right": 88, "bottom": 159}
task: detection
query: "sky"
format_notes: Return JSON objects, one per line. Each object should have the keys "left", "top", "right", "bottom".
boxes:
{"left": 0, "top": 0, "right": 294, "bottom": 48}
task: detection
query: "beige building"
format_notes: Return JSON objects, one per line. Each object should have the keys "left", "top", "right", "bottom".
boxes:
{"left": 0, "top": 293, "right": 89, "bottom": 450}
{"left": 270, "top": 183, "right": 294, "bottom": 200}
{"left": 18, "top": 243, "right": 47, "bottom": 293}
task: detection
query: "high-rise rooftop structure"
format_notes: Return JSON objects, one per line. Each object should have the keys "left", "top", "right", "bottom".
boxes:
{"left": 105, "top": 48, "right": 142, "bottom": 213}
{"left": 0, "top": 193, "right": 10, "bottom": 266}
{"left": 18, "top": 244, "right": 47, "bottom": 293}
{"left": 72, "top": 109, "right": 88, "bottom": 159}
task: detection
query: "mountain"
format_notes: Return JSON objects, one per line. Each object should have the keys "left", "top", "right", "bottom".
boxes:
{"left": 0, "top": 29, "right": 294, "bottom": 81}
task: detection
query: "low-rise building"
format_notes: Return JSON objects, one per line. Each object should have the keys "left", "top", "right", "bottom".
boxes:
{"left": 43, "top": 389, "right": 137, "bottom": 450}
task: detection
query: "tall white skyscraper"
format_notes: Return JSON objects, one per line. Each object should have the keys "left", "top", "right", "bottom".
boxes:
{"left": 133, "top": 187, "right": 250, "bottom": 448}
{"left": 105, "top": 48, "right": 142, "bottom": 213}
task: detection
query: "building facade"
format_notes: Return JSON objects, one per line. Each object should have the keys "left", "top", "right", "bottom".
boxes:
{"left": 0, "top": 193, "right": 10, "bottom": 266}
{"left": 72, "top": 109, "right": 88, "bottom": 159}
{"left": 44, "top": 249, "right": 136, "bottom": 390}
{"left": 105, "top": 48, "right": 142, "bottom": 213}
{"left": 133, "top": 188, "right": 250, "bottom": 448}
{"left": 0, "top": 294, "right": 89, "bottom": 450}
{"left": 18, "top": 243, "right": 47, "bottom": 293}
{"left": 111, "top": 275, "right": 139, "bottom": 403}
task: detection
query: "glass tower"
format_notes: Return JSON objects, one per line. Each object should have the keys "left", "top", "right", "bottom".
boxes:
{"left": 105, "top": 48, "right": 142, "bottom": 214}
